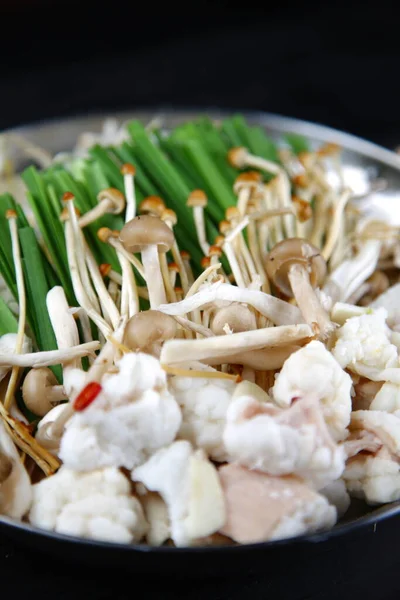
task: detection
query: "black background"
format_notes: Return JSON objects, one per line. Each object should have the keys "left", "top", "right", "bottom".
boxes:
{"left": 1, "top": 0, "right": 400, "bottom": 597}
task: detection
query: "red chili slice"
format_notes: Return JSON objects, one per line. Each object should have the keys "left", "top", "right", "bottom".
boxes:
{"left": 73, "top": 382, "right": 102, "bottom": 411}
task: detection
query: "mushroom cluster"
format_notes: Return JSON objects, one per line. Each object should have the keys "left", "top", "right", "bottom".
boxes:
{"left": 1, "top": 115, "right": 400, "bottom": 547}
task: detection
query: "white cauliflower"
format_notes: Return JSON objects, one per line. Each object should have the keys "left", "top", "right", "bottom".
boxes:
{"left": 343, "top": 447, "right": 400, "bottom": 505}
{"left": 223, "top": 394, "right": 345, "bottom": 490}
{"left": 332, "top": 308, "right": 399, "bottom": 381}
{"left": 371, "top": 283, "right": 400, "bottom": 329}
{"left": 272, "top": 340, "right": 353, "bottom": 441}
{"left": 132, "top": 441, "right": 226, "bottom": 547}
{"left": 59, "top": 352, "right": 181, "bottom": 471}
{"left": 370, "top": 382, "right": 400, "bottom": 416}
{"left": 29, "top": 466, "right": 148, "bottom": 543}
{"left": 168, "top": 375, "right": 236, "bottom": 462}
{"left": 218, "top": 464, "right": 337, "bottom": 544}
{"left": 319, "top": 479, "right": 350, "bottom": 518}
{"left": 350, "top": 410, "right": 400, "bottom": 458}
{"left": 136, "top": 488, "right": 170, "bottom": 546}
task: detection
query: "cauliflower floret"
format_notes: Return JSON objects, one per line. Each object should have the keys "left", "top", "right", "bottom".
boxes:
{"left": 169, "top": 375, "right": 236, "bottom": 462}
{"left": 223, "top": 394, "right": 345, "bottom": 490}
{"left": 29, "top": 466, "right": 148, "bottom": 543}
{"left": 59, "top": 352, "right": 181, "bottom": 471}
{"left": 371, "top": 283, "right": 400, "bottom": 329}
{"left": 332, "top": 308, "right": 399, "bottom": 380}
{"left": 218, "top": 464, "right": 337, "bottom": 544}
{"left": 272, "top": 340, "right": 352, "bottom": 441}
{"left": 132, "top": 441, "right": 226, "bottom": 547}
{"left": 343, "top": 447, "right": 400, "bottom": 505}
{"left": 350, "top": 410, "right": 400, "bottom": 457}
{"left": 370, "top": 382, "right": 400, "bottom": 416}
{"left": 319, "top": 479, "right": 350, "bottom": 518}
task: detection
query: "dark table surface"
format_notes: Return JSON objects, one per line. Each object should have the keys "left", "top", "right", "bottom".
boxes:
{"left": 1, "top": 1, "right": 400, "bottom": 597}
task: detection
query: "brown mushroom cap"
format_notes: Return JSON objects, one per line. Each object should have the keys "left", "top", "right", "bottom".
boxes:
{"left": 22, "top": 367, "right": 61, "bottom": 417}
{"left": 187, "top": 190, "right": 207, "bottom": 208}
{"left": 233, "top": 171, "right": 262, "bottom": 194}
{"left": 0, "top": 452, "right": 12, "bottom": 484}
{"left": 139, "top": 196, "right": 166, "bottom": 217}
{"left": 97, "top": 188, "right": 125, "bottom": 214}
{"left": 211, "top": 304, "right": 257, "bottom": 335}
{"left": 124, "top": 310, "right": 177, "bottom": 352}
{"left": 119, "top": 215, "right": 174, "bottom": 254}
{"left": 266, "top": 238, "right": 327, "bottom": 297}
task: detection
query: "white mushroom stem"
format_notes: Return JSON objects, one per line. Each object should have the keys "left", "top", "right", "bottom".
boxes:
{"left": 0, "top": 341, "right": 100, "bottom": 368}
{"left": 247, "top": 218, "right": 269, "bottom": 292}
{"left": 68, "top": 307, "right": 93, "bottom": 346}
{"left": 323, "top": 240, "right": 382, "bottom": 303}
{"left": 321, "top": 189, "right": 352, "bottom": 261}
{"left": 274, "top": 172, "right": 296, "bottom": 238}
{"left": 192, "top": 206, "right": 209, "bottom": 256}
{"left": 83, "top": 240, "right": 120, "bottom": 329}
{"left": 108, "top": 280, "right": 120, "bottom": 305}
{"left": 78, "top": 199, "right": 115, "bottom": 228}
{"left": 65, "top": 196, "right": 101, "bottom": 313}
{"left": 158, "top": 280, "right": 303, "bottom": 325}
{"left": 172, "top": 316, "right": 215, "bottom": 338}
{"left": 309, "top": 193, "right": 330, "bottom": 248}
{"left": 331, "top": 302, "right": 369, "bottom": 326}
{"left": 204, "top": 345, "right": 300, "bottom": 370}
{"left": 65, "top": 221, "right": 111, "bottom": 337}
{"left": 107, "top": 237, "right": 145, "bottom": 279}
{"left": 163, "top": 216, "right": 190, "bottom": 294}
{"left": 123, "top": 171, "right": 136, "bottom": 222}
{"left": 47, "top": 287, "right": 81, "bottom": 371}
{"left": 118, "top": 254, "right": 139, "bottom": 319}
{"left": 226, "top": 218, "right": 258, "bottom": 285}
{"left": 288, "top": 263, "right": 335, "bottom": 338}
{"left": 160, "top": 323, "right": 312, "bottom": 364}
{"left": 186, "top": 263, "right": 222, "bottom": 297}
{"left": 223, "top": 240, "right": 247, "bottom": 288}
{"left": 4, "top": 212, "right": 27, "bottom": 411}
{"left": 160, "top": 255, "right": 177, "bottom": 303}
{"left": 141, "top": 245, "right": 167, "bottom": 308}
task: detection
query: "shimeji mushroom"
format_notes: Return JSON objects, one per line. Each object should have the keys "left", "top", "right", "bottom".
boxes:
{"left": 158, "top": 279, "right": 303, "bottom": 326}
{"left": 161, "top": 209, "right": 191, "bottom": 294}
{"left": 22, "top": 367, "right": 67, "bottom": 417}
{"left": 123, "top": 310, "right": 177, "bottom": 357}
{"left": 64, "top": 215, "right": 111, "bottom": 337}
{"left": 187, "top": 190, "right": 210, "bottom": 256}
{"left": 97, "top": 228, "right": 140, "bottom": 319}
{"left": 0, "top": 333, "right": 31, "bottom": 384}
{"left": 46, "top": 286, "right": 81, "bottom": 371}
{"left": 119, "top": 215, "right": 174, "bottom": 309}
{"left": 62, "top": 194, "right": 101, "bottom": 314}
{"left": 139, "top": 195, "right": 166, "bottom": 217}
{"left": 3, "top": 210, "right": 28, "bottom": 411}
{"left": 0, "top": 342, "right": 100, "bottom": 369}
{"left": 210, "top": 304, "right": 257, "bottom": 335}
{"left": 233, "top": 171, "right": 262, "bottom": 216}
{"left": 78, "top": 188, "right": 125, "bottom": 228}
{"left": 266, "top": 238, "right": 335, "bottom": 339}
{"left": 160, "top": 323, "right": 313, "bottom": 364}
{"left": 0, "top": 420, "right": 32, "bottom": 518}
{"left": 121, "top": 164, "right": 137, "bottom": 222}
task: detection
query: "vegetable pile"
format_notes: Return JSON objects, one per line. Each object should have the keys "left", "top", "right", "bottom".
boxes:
{"left": 1, "top": 114, "right": 400, "bottom": 547}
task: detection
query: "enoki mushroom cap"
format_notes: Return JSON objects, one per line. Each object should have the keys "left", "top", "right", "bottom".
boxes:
{"left": 22, "top": 367, "right": 61, "bottom": 417}
{"left": 187, "top": 189, "right": 207, "bottom": 208}
{"left": 161, "top": 209, "right": 178, "bottom": 227}
{"left": 139, "top": 195, "right": 166, "bottom": 216}
{"left": 119, "top": 215, "right": 174, "bottom": 254}
{"left": 97, "top": 188, "right": 125, "bottom": 214}
{"left": 266, "top": 238, "right": 327, "bottom": 297}
{"left": 121, "top": 163, "right": 136, "bottom": 176}
{"left": 123, "top": 310, "right": 177, "bottom": 351}
{"left": 211, "top": 304, "right": 257, "bottom": 335}
{"left": 227, "top": 146, "right": 249, "bottom": 168}
{"left": 233, "top": 171, "right": 262, "bottom": 194}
